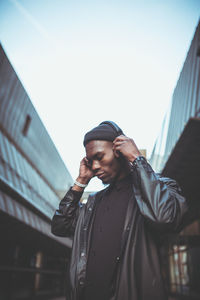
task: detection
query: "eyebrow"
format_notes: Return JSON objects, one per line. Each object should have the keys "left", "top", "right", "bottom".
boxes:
{"left": 87, "top": 151, "right": 103, "bottom": 160}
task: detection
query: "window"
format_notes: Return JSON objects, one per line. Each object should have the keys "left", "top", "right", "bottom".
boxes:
{"left": 22, "top": 115, "right": 31, "bottom": 136}
{"left": 169, "top": 245, "right": 189, "bottom": 294}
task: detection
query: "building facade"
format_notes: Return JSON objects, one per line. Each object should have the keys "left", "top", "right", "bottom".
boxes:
{"left": 0, "top": 44, "right": 73, "bottom": 299}
{"left": 150, "top": 20, "right": 200, "bottom": 173}
{"left": 150, "top": 20, "right": 200, "bottom": 300}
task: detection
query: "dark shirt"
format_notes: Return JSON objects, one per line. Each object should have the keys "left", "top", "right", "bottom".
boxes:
{"left": 83, "top": 174, "right": 133, "bottom": 300}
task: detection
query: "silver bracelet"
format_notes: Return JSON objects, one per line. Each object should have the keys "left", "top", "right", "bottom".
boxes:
{"left": 74, "top": 180, "right": 88, "bottom": 188}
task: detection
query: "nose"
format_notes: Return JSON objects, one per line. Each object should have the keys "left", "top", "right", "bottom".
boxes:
{"left": 92, "top": 160, "right": 100, "bottom": 172}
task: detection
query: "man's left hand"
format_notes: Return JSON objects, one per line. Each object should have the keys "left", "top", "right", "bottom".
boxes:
{"left": 113, "top": 135, "right": 141, "bottom": 163}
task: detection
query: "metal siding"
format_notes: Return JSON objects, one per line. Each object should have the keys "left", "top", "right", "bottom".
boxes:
{"left": 0, "top": 189, "right": 72, "bottom": 248}
{"left": 151, "top": 21, "right": 200, "bottom": 171}
{"left": 195, "top": 58, "right": 200, "bottom": 113}
{"left": 0, "top": 44, "right": 74, "bottom": 248}
{"left": 0, "top": 45, "right": 73, "bottom": 195}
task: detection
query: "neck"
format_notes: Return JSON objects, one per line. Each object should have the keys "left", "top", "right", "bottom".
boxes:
{"left": 116, "top": 160, "right": 131, "bottom": 181}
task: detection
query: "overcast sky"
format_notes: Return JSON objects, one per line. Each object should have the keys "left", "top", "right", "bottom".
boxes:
{"left": 0, "top": 0, "right": 199, "bottom": 191}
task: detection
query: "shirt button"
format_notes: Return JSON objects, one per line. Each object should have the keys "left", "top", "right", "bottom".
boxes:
{"left": 88, "top": 207, "right": 92, "bottom": 211}
{"left": 116, "top": 256, "right": 120, "bottom": 261}
{"left": 81, "top": 252, "right": 85, "bottom": 257}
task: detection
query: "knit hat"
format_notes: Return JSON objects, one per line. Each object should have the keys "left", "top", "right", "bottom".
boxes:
{"left": 83, "top": 121, "right": 124, "bottom": 146}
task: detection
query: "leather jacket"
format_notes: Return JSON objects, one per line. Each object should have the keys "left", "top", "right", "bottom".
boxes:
{"left": 51, "top": 156, "right": 188, "bottom": 300}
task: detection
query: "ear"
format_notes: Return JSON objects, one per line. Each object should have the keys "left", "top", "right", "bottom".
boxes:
{"left": 113, "top": 147, "right": 120, "bottom": 158}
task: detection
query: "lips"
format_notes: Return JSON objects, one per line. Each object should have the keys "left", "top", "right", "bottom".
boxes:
{"left": 96, "top": 173, "right": 105, "bottom": 179}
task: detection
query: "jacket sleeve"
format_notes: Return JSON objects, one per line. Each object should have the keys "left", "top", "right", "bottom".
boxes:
{"left": 51, "top": 187, "right": 83, "bottom": 237}
{"left": 132, "top": 156, "right": 188, "bottom": 231}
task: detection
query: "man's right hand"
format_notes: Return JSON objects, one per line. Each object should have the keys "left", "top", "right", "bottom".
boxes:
{"left": 72, "top": 157, "right": 94, "bottom": 192}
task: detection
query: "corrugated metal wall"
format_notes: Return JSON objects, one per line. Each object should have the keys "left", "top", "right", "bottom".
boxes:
{"left": 0, "top": 44, "right": 73, "bottom": 197}
{"left": 164, "top": 21, "right": 200, "bottom": 159}
{"left": 0, "top": 43, "right": 73, "bottom": 223}
{"left": 0, "top": 43, "right": 74, "bottom": 299}
{"left": 150, "top": 20, "right": 200, "bottom": 172}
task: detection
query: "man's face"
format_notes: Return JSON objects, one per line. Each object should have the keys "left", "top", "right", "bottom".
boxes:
{"left": 85, "top": 140, "right": 122, "bottom": 184}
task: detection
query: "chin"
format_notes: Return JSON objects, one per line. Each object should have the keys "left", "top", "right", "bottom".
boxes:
{"left": 102, "top": 179, "right": 109, "bottom": 185}
{"left": 100, "top": 177, "right": 109, "bottom": 184}
{"left": 101, "top": 177, "right": 114, "bottom": 185}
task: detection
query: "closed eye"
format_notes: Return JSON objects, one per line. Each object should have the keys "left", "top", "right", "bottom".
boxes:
{"left": 86, "top": 152, "right": 104, "bottom": 166}
{"left": 95, "top": 154, "right": 104, "bottom": 161}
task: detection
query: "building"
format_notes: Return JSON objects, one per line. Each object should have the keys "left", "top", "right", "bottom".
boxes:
{"left": 150, "top": 20, "right": 200, "bottom": 300}
{"left": 0, "top": 44, "right": 74, "bottom": 299}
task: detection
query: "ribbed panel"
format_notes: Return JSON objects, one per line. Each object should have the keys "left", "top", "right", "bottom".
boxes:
{"left": 0, "top": 44, "right": 73, "bottom": 195}
{"left": 150, "top": 21, "right": 200, "bottom": 172}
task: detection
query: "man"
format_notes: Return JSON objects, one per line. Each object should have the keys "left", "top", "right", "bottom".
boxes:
{"left": 52, "top": 121, "right": 187, "bottom": 300}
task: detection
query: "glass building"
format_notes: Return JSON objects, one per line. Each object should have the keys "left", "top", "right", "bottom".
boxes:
{"left": 0, "top": 44, "right": 73, "bottom": 299}
{"left": 150, "top": 20, "right": 200, "bottom": 300}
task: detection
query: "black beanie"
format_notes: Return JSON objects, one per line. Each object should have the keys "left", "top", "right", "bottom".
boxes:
{"left": 83, "top": 121, "right": 124, "bottom": 146}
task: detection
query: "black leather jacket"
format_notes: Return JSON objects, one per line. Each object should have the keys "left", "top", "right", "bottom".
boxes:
{"left": 51, "top": 156, "right": 188, "bottom": 300}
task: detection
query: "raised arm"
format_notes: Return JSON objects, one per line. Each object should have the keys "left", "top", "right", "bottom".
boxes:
{"left": 51, "top": 157, "right": 94, "bottom": 237}
{"left": 113, "top": 135, "right": 188, "bottom": 231}
{"left": 131, "top": 156, "right": 187, "bottom": 230}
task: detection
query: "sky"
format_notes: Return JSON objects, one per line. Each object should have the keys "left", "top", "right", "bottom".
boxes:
{"left": 0, "top": 0, "right": 199, "bottom": 191}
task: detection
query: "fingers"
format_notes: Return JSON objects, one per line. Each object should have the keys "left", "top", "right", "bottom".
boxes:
{"left": 112, "top": 138, "right": 126, "bottom": 158}
{"left": 113, "top": 143, "right": 125, "bottom": 152}
{"left": 113, "top": 135, "right": 127, "bottom": 142}
{"left": 81, "top": 157, "right": 91, "bottom": 167}
{"left": 79, "top": 157, "right": 94, "bottom": 181}
{"left": 113, "top": 140, "right": 126, "bottom": 147}
{"left": 83, "top": 157, "right": 88, "bottom": 163}
{"left": 80, "top": 157, "right": 86, "bottom": 165}
{"left": 113, "top": 135, "right": 130, "bottom": 149}
{"left": 112, "top": 135, "right": 140, "bottom": 161}
{"left": 81, "top": 157, "right": 89, "bottom": 163}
